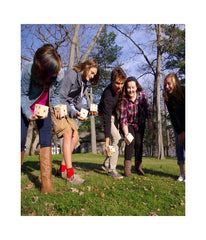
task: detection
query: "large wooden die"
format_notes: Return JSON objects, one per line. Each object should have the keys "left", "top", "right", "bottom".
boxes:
{"left": 90, "top": 104, "right": 98, "bottom": 112}
{"left": 54, "top": 104, "right": 67, "bottom": 116}
{"left": 34, "top": 104, "right": 49, "bottom": 117}
{"left": 80, "top": 108, "right": 89, "bottom": 118}
{"left": 107, "top": 145, "right": 116, "bottom": 157}
{"left": 124, "top": 133, "right": 134, "bottom": 144}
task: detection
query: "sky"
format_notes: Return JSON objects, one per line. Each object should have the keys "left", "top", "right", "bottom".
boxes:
{"left": 1, "top": 0, "right": 206, "bottom": 239}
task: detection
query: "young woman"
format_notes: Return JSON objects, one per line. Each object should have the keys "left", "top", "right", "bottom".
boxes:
{"left": 56, "top": 58, "right": 99, "bottom": 185}
{"left": 21, "top": 44, "right": 64, "bottom": 193}
{"left": 118, "top": 77, "right": 153, "bottom": 177}
{"left": 163, "top": 73, "right": 185, "bottom": 182}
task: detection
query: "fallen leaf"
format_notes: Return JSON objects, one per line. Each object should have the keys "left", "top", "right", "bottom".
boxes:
{"left": 79, "top": 191, "right": 84, "bottom": 196}
{"left": 70, "top": 187, "right": 79, "bottom": 193}
{"left": 180, "top": 200, "right": 185, "bottom": 206}
{"left": 87, "top": 186, "right": 91, "bottom": 192}
{"left": 100, "top": 192, "right": 105, "bottom": 198}
{"left": 32, "top": 196, "right": 38, "bottom": 204}
{"left": 143, "top": 186, "right": 148, "bottom": 191}
{"left": 24, "top": 183, "right": 33, "bottom": 190}
{"left": 94, "top": 186, "right": 99, "bottom": 192}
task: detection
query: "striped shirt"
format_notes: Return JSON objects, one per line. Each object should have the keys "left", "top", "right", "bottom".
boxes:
{"left": 120, "top": 91, "right": 151, "bottom": 131}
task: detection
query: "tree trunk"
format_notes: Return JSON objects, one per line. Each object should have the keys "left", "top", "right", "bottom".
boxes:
{"left": 85, "top": 87, "right": 97, "bottom": 154}
{"left": 68, "top": 24, "right": 80, "bottom": 69}
{"left": 156, "top": 24, "right": 165, "bottom": 160}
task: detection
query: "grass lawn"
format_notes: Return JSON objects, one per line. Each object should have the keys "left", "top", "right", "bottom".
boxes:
{"left": 21, "top": 153, "right": 185, "bottom": 216}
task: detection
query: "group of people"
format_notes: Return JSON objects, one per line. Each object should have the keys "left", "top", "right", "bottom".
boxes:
{"left": 21, "top": 44, "right": 185, "bottom": 193}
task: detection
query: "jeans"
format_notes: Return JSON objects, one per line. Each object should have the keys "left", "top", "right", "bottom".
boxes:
{"left": 174, "top": 131, "right": 185, "bottom": 165}
{"left": 100, "top": 116, "right": 121, "bottom": 171}
{"left": 21, "top": 111, "right": 52, "bottom": 152}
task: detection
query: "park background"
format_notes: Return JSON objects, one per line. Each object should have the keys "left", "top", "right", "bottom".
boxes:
{"left": 21, "top": 23, "right": 184, "bottom": 159}
{"left": 1, "top": 0, "right": 206, "bottom": 240}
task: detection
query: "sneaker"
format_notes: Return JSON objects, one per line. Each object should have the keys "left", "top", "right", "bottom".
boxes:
{"left": 108, "top": 170, "right": 123, "bottom": 179}
{"left": 66, "top": 174, "right": 87, "bottom": 185}
{"left": 101, "top": 164, "right": 109, "bottom": 172}
{"left": 177, "top": 173, "right": 185, "bottom": 182}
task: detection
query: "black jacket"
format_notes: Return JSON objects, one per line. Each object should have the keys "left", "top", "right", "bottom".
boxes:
{"left": 165, "top": 86, "right": 185, "bottom": 135}
{"left": 98, "top": 84, "right": 120, "bottom": 138}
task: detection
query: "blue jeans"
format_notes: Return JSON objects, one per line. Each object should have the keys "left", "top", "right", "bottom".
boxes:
{"left": 174, "top": 131, "right": 185, "bottom": 165}
{"left": 21, "top": 111, "right": 51, "bottom": 152}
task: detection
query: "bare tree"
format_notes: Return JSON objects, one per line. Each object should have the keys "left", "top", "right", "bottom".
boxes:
{"left": 112, "top": 24, "right": 165, "bottom": 159}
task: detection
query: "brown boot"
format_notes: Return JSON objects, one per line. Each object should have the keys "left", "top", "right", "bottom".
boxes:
{"left": 135, "top": 161, "right": 145, "bottom": 175}
{"left": 21, "top": 151, "right": 25, "bottom": 166}
{"left": 124, "top": 160, "right": 133, "bottom": 177}
{"left": 39, "top": 147, "right": 55, "bottom": 193}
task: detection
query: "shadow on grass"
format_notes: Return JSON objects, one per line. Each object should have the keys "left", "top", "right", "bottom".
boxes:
{"left": 21, "top": 158, "right": 178, "bottom": 189}
{"left": 21, "top": 161, "right": 41, "bottom": 190}
{"left": 141, "top": 168, "right": 177, "bottom": 180}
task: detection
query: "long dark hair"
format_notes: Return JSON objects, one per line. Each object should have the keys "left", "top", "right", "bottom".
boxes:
{"left": 32, "top": 44, "right": 61, "bottom": 83}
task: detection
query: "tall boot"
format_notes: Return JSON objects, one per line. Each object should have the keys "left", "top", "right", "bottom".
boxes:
{"left": 21, "top": 151, "right": 25, "bottom": 166}
{"left": 124, "top": 160, "right": 133, "bottom": 177}
{"left": 135, "top": 161, "right": 145, "bottom": 175}
{"left": 39, "top": 147, "right": 55, "bottom": 193}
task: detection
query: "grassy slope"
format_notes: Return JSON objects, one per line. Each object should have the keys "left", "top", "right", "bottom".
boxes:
{"left": 21, "top": 153, "right": 185, "bottom": 216}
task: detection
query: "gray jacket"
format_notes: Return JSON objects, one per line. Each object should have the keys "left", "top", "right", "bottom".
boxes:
{"left": 59, "top": 69, "right": 88, "bottom": 118}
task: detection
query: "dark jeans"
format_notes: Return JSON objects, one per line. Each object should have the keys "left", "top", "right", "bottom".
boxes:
{"left": 124, "top": 125, "right": 145, "bottom": 162}
{"left": 21, "top": 111, "right": 51, "bottom": 152}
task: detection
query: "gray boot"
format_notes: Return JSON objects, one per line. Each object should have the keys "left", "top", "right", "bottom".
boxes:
{"left": 124, "top": 160, "right": 133, "bottom": 177}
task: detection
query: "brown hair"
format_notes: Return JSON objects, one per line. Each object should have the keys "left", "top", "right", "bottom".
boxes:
{"left": 163, "top": 72, "right": 184, "bottom": 102}
{"left": 111, "top": 67, "right": 127, "bottom": 83}
{"left": 32, "top": 44, "right": 61, "bottom": 83}
{"left": 116, "top": 77, "right": 142, "bottom": 111}
{"left": 73, "top": 58, "right": 99, "bottom": 85}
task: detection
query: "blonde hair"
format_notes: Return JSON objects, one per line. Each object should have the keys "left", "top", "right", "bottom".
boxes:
{"left": 163, "top": 73, "right": 184, "bottom": 102}
{"left": 73, "top": 58, "right": 99, "bottom": 85}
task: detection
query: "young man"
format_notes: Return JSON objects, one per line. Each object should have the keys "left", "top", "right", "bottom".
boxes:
{"left": 98, "top": 67, "right": 126, "bottom": 178}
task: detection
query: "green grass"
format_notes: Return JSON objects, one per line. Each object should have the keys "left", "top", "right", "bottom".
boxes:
{"left": 21, "top": 153, "right": 185, "bottom": 216}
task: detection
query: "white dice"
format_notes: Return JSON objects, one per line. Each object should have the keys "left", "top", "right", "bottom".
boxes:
{"left": 80, "top": 108, "right": 89, "bottom": 118}
{"left": 90, "top": 104, "right": 98, "bottom": 112}
{"left": 54, "top": 104, "right": 67, "bottom": 116}
{"left": 124, "top": 133, "right": 134, "bottom": 144}
{"left": 107, "top": 145, "right": 116, "bottom": 157}
{"left": 34, "top": 104, "right": 49, "bottom": 117}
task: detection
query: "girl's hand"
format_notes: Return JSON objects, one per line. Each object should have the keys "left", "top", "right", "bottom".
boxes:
{"left": 76, "top": 112, "right": 88, "bottom": 121}
{"left": 55, "top": 112, "right": 65, "bottom": 119}
{"left": 29, "top": 114, "right": 48, "bottom": 121}
{"left": 29, "top": 114, "right": 39, "bottom": 121}
{"left": 89, "top": 111, "right": 98, "bottom": 116}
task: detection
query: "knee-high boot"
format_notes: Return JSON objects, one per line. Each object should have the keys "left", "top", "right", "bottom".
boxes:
{"left": 21, "top": 151, "right": 25, "bottom": 166}
{"left": 39, "top": 147, "right": 55, "bottom": 193}
{"left": 124, "top": 160, "right": 133, "bottom": 177}
{"left": 135, "top": 161, "right": 145, "bottom": 175}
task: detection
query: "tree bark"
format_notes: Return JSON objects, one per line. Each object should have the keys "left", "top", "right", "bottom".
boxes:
{"left": 156, "top": 24, "right": 165, "bottom": 160}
